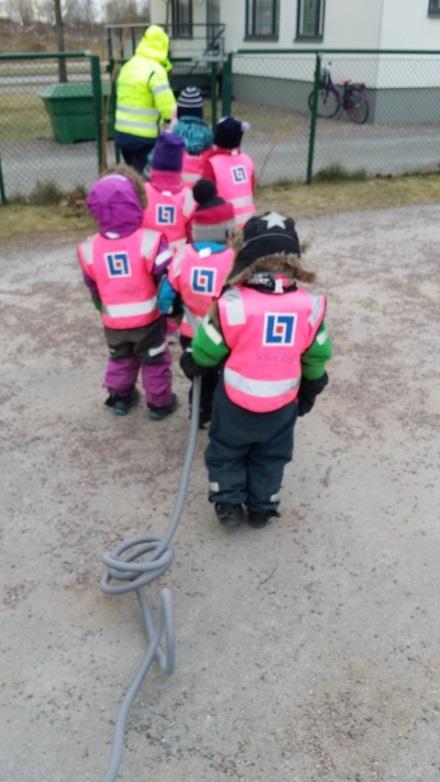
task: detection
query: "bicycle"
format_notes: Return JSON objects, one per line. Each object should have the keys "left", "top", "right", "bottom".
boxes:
{"left": 308, "top": 62, "right": 369, "bottom": 124}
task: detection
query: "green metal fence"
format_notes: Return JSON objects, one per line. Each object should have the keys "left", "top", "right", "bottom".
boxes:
{"left": 231, "top": 48, "right": 440, "bottom": 185}
{"left": 2, "top": 47, "right": 439, "bottom": 202}
{"left": 0, "top": 51, "right": 105, "bottom": 203}
{"left": 0, "top": 51, "right": 224, "bottom": 203}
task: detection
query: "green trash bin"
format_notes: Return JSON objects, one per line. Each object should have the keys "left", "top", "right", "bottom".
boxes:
{"left": 39, "top": 82, "right": 114, "bottom": 144}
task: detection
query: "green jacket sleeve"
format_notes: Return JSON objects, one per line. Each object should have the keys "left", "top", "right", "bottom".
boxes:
{"left": 149, "top": 66, "right": 176, "bottom": 122}
{"left": 191, "top": 307, "right": 229, "bottom": 367}
{"left": 301, "top": 320, "right": 333, "bottom": 380}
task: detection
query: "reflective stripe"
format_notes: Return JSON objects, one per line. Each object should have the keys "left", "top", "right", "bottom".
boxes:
{"left": 114, "top": 118, "right": 158, "bottom": 131}
{"left": 170, "top": 238, "right": 187, "bottom": 251}
{"left": 316, "top": 328, "right": 328, "bottom": 345}
{"left": 116, "top": 104, "right": 159, "bottom": 118}
{"left": 183, "top": 189, "right": 195, "bottom": 217}
{"left": 102, "top": 298, "right": 157, "bottom": 318}
{"left": 149, "top": 341, "right": 167, "bottom": 357}
{"left": 182, "top": 172, "right": 200, "bottom": 183}
{"left": 141, "top": 229, "right": 159, "bottom": 257}
{"left": 202, "top": 317, "right": 222, "bottom": 345}
{"left": 232, "top": 196, "right": 254, "bottom": 208}
{"left": 223, "top": 289, "right": 246, "bottom": 326}
{"left": 171, "top": 247, "right": 186, "bottom": 277}
{"left": 224, "top": 367, "right": 300, "bottom": 398}
{"left": 209, "top": 482, "right": 220, "bottom": 492}
{"left": 81, "top": 237, "right": 94, "bottom": 265}
{"left": 270, "top": 493, "right": 280, "bottom": 502}
{"left": 155, "top": 249, "right": 172, "bottom": 267}
{"left": 308, "top": 294, "right": 322, "bottom": 326}
{"left": 152, "top": 83, "right": 171, "bottom": 96}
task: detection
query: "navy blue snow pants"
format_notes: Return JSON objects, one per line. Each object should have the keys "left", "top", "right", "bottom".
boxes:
{"left": 205, "top": 380, "right": 298, "bottom": 514}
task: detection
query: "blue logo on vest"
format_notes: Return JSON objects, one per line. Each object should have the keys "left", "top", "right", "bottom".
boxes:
{"left": 264, "top": 313, "right": 297, "bottom": 346}
{"left": 157, "top": 205, "right": 176, "bottom": 225}
{"left": 231, "top": 165, "right": 247, "bottom": 184}
{"left": 105, "top": 252, "right": 131, "bottom": 278}
{"left": 191, "top": 268, "right": 217, "bottom": 294}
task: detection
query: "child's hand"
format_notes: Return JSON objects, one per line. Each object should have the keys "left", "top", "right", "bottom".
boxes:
{"left": 180, "top": 350, "right": 208, "bottom": 379}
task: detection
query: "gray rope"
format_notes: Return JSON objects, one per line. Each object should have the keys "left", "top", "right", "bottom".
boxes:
{"left": 100, "top": 374, "right": 202, "bottom": 782}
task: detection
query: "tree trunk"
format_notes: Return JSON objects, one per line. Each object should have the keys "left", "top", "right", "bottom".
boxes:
{"left": 53, "top": 0, "right": 67, "bottom": 83}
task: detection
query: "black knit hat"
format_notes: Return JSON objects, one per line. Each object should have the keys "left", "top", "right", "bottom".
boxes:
{"left": 191, "top": 179, "right": 235, "bottom": 243}
{"left": 214, "top": 116, "right": 249, "bottom": 149}
{"left": 177, "top": 85, "right": 204, "bottom": 118}
{"left": 233, "top": 211, "right": 301, "bottom": 274}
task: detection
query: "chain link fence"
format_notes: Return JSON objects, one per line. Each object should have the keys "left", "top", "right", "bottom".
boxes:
{"left": 0, "top": 52, "right": 110, "bottom": 202}
{"left": 2, "top": 48, "right": 440, "bottom": 201}
{"left": 231, "top": 49, "right": 440, "bottom": 185}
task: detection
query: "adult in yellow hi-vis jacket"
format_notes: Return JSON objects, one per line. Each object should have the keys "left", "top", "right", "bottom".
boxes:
{"left": 115, "top": 25, "right": 177, "bottom": 174}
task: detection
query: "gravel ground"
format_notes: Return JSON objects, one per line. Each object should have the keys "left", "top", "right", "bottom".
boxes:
{"left": 1, "top": 204, "right": 439, "bottom": 782}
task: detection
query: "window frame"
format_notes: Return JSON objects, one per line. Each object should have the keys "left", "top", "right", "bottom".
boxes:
{"left": 171, "top": 0, "right": 193, "bottom": 39}
{"left": 295, "top": 0, "right": 325, "bottom": 41}
{"left": 244, "top": 0, "right": 279, "bottom": 41}
{"left": 428, "top": 0, "right": 440, "bottom": 16}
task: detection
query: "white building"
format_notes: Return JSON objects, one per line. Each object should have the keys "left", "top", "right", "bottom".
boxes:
{"left": 141, "top": 1, "right": 440, "bottom": 122}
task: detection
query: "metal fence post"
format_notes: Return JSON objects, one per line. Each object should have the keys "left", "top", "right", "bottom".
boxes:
{"left": 0, "top": 157, "right": 7, "bottom": 204}
{"left": 222, "top": 52, "right": 233, "bottom": 117}
{"left": 210, "top": 60, "right": 218, "bottom": 132}
{"left": 90, "top": 54, "right": 104, "bottom": 173}
{"left": 306, "top": 53, "right": 321, "bottom": 184}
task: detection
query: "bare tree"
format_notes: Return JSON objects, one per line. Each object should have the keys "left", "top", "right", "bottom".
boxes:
{"left": 16, "top": 0, "right": 35, "bottom": 25}
{"left": 53, "top": 0, "right": 67, "bottom": 82}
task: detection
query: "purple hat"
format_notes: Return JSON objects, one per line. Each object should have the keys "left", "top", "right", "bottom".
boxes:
{"left": 87, "top": 174, "right": 144, "bottom": 238}
{"left": 152, "top": 133, "right": 185, "bottom": 172}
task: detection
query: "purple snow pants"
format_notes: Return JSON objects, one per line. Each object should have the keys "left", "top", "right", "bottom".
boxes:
{"left": 103, "top": 318, "right": 172, "bottom": 409}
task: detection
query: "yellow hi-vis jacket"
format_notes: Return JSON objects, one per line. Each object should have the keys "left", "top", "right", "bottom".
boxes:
{"left": 115, "top": 25, "right": 176, "bottom": 140}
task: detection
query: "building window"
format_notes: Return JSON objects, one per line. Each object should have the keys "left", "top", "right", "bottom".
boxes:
{"left": 296, "top": 0, "right": 325, "bottom": 39}
{"left": 245, "top": 0, "right": 279, "bottom": 39}
{"left": 172, "top": 0, "right": 193, "bottom": 38}
{"left": 428, "top": 0, "right": 440, "bottom": 15}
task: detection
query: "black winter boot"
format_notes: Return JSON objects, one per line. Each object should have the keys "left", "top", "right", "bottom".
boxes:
{"left": 215, "top": 503, "right": 244, "bottom": 528}
{"left": 105, "top": 388, "right": 139, "bottom": 416}
{"left": 247, "top": 508, "right": 281, "bottom": 529}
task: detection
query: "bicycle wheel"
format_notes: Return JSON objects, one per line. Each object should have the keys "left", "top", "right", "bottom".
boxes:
{"left": 346, "top": 88, "right": 369, "bottom": 124}
{"left": 308, "top": 87, "right": 340, "bottom": 119}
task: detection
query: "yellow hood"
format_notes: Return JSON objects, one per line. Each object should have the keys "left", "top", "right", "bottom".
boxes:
{"left": 135, "top": 25, "right": 172, "bottom": 71}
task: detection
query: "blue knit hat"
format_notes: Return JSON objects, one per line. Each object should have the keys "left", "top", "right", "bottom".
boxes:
{"left": 152, "top": 133, "right": 185, "bottom": 172}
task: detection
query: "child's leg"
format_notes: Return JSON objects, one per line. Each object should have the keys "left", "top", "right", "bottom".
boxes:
{"left": 134, "top": 319, "right": 175, "bottom": 411}
{"left": 205, "top": 382, "right": 252, "bottom": 507}
{"left": 103, "top": 329, "right": 140, "bottom": 397}
{"left": 246, "top": 403, "right": 298, "bottom": 516}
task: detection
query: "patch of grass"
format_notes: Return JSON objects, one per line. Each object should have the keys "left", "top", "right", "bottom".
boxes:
{"left": 27, "top": 180, "right": 65, "bottom": 206}
{"left": 0, "top": 93, "right": 52, "bottom": 142}
{"left": 314, "top": 163, "right": 368, "bottom": 182}
{"left": 256, "top": 172, "right": 440, "bottom": 219}
{"left": 0, "top": 203, "right": 93, "bottom": 241}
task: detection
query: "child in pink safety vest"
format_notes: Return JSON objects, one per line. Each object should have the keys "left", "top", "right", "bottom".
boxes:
{"left": 203, "top": 116, "right": 256, "bottom": 230}
{"left": 77, "top": 165, "right": 178, "bottom": 420}
{"left": 143, "top": 132, "right": 195, "bottom": 254}
{"left": 157, "top": 179, "right": 236, "bottom": 427}
{"left": 180, "top": 212, "right": 333, "bottom": 529}
{"left": 172, "top": 85, "right": 214, "bottom": 185}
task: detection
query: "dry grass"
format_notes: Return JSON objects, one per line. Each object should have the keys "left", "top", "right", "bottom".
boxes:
{"left": 2, "top": 172, "right": 440, "bottom": 242}
{"left": 256, "top": 173, "right": 440, "bottom": 218}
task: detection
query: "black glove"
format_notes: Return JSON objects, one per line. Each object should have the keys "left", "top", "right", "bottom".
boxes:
{"left": 297, "top": 373, "right": 329, "bottom": 417}
{"left": 180, "top": 350, "right": 208, "bottom": 380}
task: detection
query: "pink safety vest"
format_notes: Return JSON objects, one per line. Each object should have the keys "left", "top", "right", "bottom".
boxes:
{"left": 209, "top": 151, "right": 256, "bottom": 229}
{"left": 218, "top": 284, "right": 326, "bottom": 413}
{"left": 168, "top": 244, "right": 235, "bottom": 337}
{"left": 143, "top": 182, "right": 194, "bottom": 252}
{"left": 181, "top": 149, "right": 211, "bottom": 185}
{"left": 77, "top": 228, "right": 162, "bottom": 330}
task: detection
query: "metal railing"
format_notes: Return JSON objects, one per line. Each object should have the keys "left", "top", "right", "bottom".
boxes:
{"left": 106, "top": 23, "right": 226, "bottom": 64}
